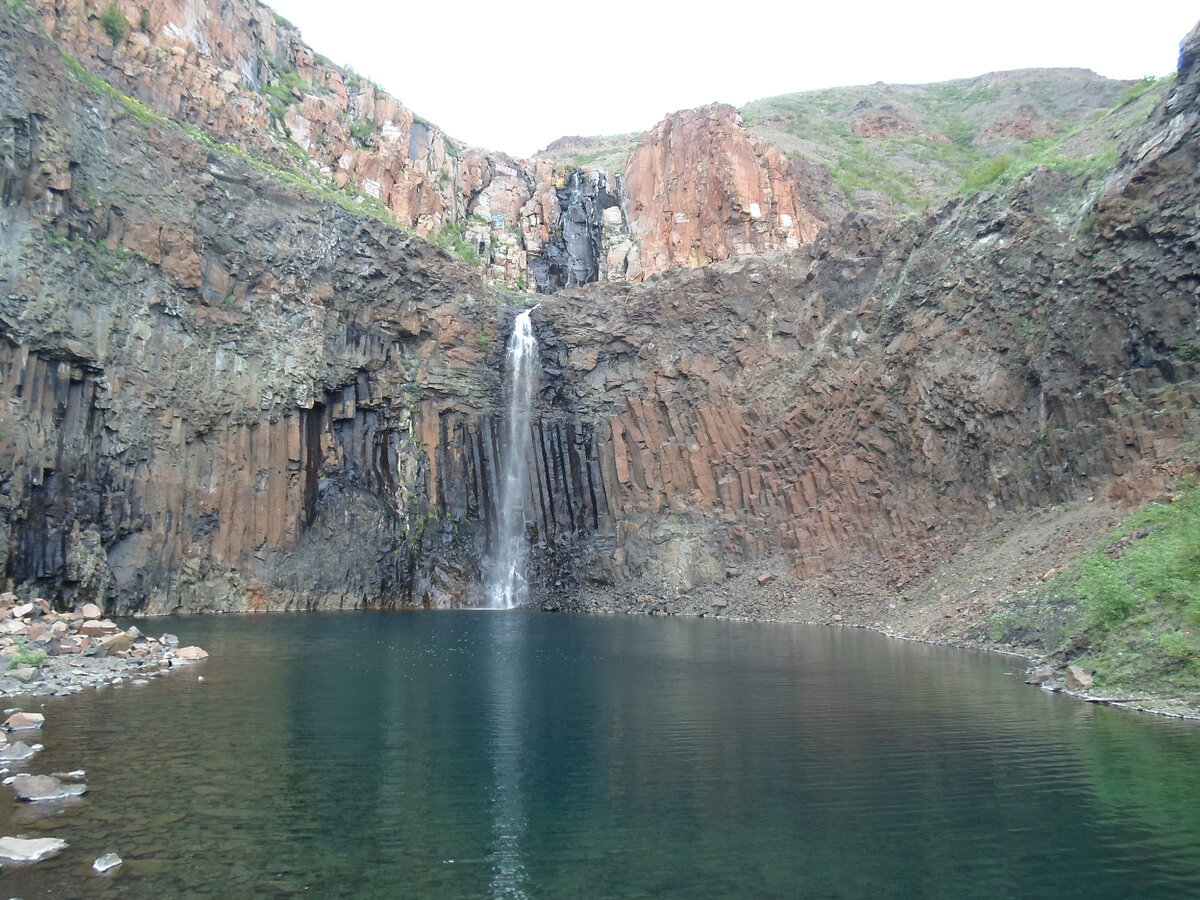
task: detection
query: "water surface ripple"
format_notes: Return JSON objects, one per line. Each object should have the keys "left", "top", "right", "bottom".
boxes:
{"left": 1, "top": 611, "right": 1198, "bottom": 898}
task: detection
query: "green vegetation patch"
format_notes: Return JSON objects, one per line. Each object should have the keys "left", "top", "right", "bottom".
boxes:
{"left": 9, "top": 643, "right": 47, "bottom": 670}
{"left": 436, "top": 221, "right": 483, "bottom": 268}
{"left": 99, "top": 2, "right": 128, "bottom": 44}
{"left": 989, "top": 487, "right": 1200, "bottom": 703}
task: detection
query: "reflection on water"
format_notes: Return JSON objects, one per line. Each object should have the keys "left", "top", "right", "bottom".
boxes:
{"left": 0, "top": 612, "right": 1197, "bottom": 898}
{"left": 486, "top": 613, "right": 528, "bottom": 898}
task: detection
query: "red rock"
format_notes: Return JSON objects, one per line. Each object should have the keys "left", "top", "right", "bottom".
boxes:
{"left": 3, "top": 712, "right": 44, "bottom": 731}
{"left": 624, "top": 104, "right": 824, "bottom": 279}
{"left": 96, "top": 633, "right": 135, "bottom": 655}
{"left": 79, "top": 619, "right": 120, "bottom": 637}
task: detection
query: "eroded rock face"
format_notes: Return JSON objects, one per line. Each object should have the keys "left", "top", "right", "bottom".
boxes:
{"left": 532, "top": 44, "right": 1200, "bottom": 591}
{"left": 623, "top": 104, "right": 825, "bottom": 279}
{"left": 2, "top": 0, "right": 1199, "bottom": 617}
{"left": 0, "top": 11, "right": 508, "bottom": 612}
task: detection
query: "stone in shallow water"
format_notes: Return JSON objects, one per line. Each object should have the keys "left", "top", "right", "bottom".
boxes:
{"left": 1026, "top": 665, "right": 1057, "bottom": 685}
{"left": 175, "top": 645, "right": 208, "bottom": 660}
{"left": 0, "top": 741, "right": 42, "bottom": 762}
{"left": 0, "top": 835, "right": 68, "bottom": 862}
{"left": 11, "top": 774, "right": 88, "bottom": 801}
{"left": 93, "top": 852, "right": 123, "bottom": 874}
{"left": 3, "top": 711, "right": 44, "bottom": 731}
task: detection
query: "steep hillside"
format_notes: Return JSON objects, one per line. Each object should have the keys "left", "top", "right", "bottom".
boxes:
{"left": 29, "top": 0, "right": 1156, "bottom": 296}
{"left": 0, "top": 0, "right": 509, "bottom": 612}
{"left": 741, "top": 69, "right": 1152, "bottom": 213}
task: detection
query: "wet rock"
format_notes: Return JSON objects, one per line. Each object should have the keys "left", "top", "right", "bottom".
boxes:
{"left": 0, "top": 741, "right": 42, "bottom": 762}
{"left": 1026, "top": 665, "right": 1057, "bottom": 685}
{"left": 11, "top": 774, "right": 88, "bottom": 801}
{"left": 3, "top": 712, "right": 43, "bottom": 731}
{"left": 0, "top": 835, "right": 68, "bottom": 862}
{"left": 93, "top": 852, "right": 123, "bottom": 874}
{"left": 174, "top": 646, "right": 209, "bottom": 661}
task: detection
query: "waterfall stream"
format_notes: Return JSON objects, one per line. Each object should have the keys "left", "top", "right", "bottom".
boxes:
{"left": 487, "top": 309, "right": 539, "bottom": 609}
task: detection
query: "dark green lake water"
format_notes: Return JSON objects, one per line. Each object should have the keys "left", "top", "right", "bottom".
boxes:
{"left": 2, "top": 611, "right": 1199, "bottom": 898}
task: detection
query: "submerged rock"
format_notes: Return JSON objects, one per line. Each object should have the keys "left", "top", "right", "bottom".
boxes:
{"left": 0, "top": 741, "right": 42, "bottom": 762}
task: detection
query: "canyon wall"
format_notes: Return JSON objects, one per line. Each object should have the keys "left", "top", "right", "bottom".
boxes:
{"left": 1, "top": 0, "right": 621, "bottom": 612}
{"left": 3, "top": 0, "right": 1197, "bottom": 615}
{"left": 529, "top": 25, "right": 1200, "bottom": 592}
{"left": 27, "top": 0, "right": 844, "bottom": 294}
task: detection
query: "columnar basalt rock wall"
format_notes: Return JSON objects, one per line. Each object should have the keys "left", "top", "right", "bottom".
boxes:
{"left": 4, "top": 0, "right": 1199, "bottom": 616}
{"left": 538, "top": 34, "right": 1200, "bottom": 591}
{"left": 0, "top": 8, "right": 516, "bottom": 612}
{"left": 417, "top": 406, "right": 611, "bottom": 604}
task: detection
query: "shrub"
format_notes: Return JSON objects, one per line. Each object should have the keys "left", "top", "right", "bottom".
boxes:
{"left": 962, "top": 155, "right": 1012, "bottom": 193}
{"left": 1079, "top": 556, "right": 1135, "bottom": 625}
{"left": 99, "top": 3, "right": 128, "bottom": 44}
{"left": 8, "top": 644, "right": 47, "bottom": 670}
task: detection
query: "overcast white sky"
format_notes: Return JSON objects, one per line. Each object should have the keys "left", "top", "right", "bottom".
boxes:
{"left": 266, "top": 0, "right": 1199, "bottom": 158}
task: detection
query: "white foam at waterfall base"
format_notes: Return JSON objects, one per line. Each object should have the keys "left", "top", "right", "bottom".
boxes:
{"left": 487, "top": 309, "right": 539, "bottom": 609}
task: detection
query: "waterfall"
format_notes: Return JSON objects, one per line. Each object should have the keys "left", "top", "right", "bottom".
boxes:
{"left": 487, "top": 309, "right": 539, "bottom": 609}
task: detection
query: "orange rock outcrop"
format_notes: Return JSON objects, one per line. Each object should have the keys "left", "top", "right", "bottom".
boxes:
{"left": 622, "top": 104, "right": 824, "bottom": 279}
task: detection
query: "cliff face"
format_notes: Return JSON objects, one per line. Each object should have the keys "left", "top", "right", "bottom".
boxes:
{"left": 621, "top": 104, "right": 825, "bottom": 279}
{"left": 529, "top": 26, "right": 1200, "bottom": 592}
{"left": 31, "top": 0, "right": 1141, "bottom": 301}
{"left": 20, "top": 0, "right": 838, "bottom": 294}
{"left": 0, "top": 4, "right": 511, "bottom": 612}
{"left": 3, "top": 0, "right": 1198, "bottom": 617}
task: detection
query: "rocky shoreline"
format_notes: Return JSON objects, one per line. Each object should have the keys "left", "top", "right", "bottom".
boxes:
{"left": 550, "top": 498, "right": 1200, "bottom": 724}
{"left": 0, "top": 592, "right": 209, "bottom": 871}
{"left": 0, "top": 593, "right": 208, "bottom": 699}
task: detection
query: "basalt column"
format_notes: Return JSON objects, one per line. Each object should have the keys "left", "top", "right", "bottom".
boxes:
{"left": 530, "top": 171, "right": 619, "bottom": 294}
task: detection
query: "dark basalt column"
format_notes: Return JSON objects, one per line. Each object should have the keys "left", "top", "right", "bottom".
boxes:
{"left": 530, "top": 170, "right": 618, "bottom": 294}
